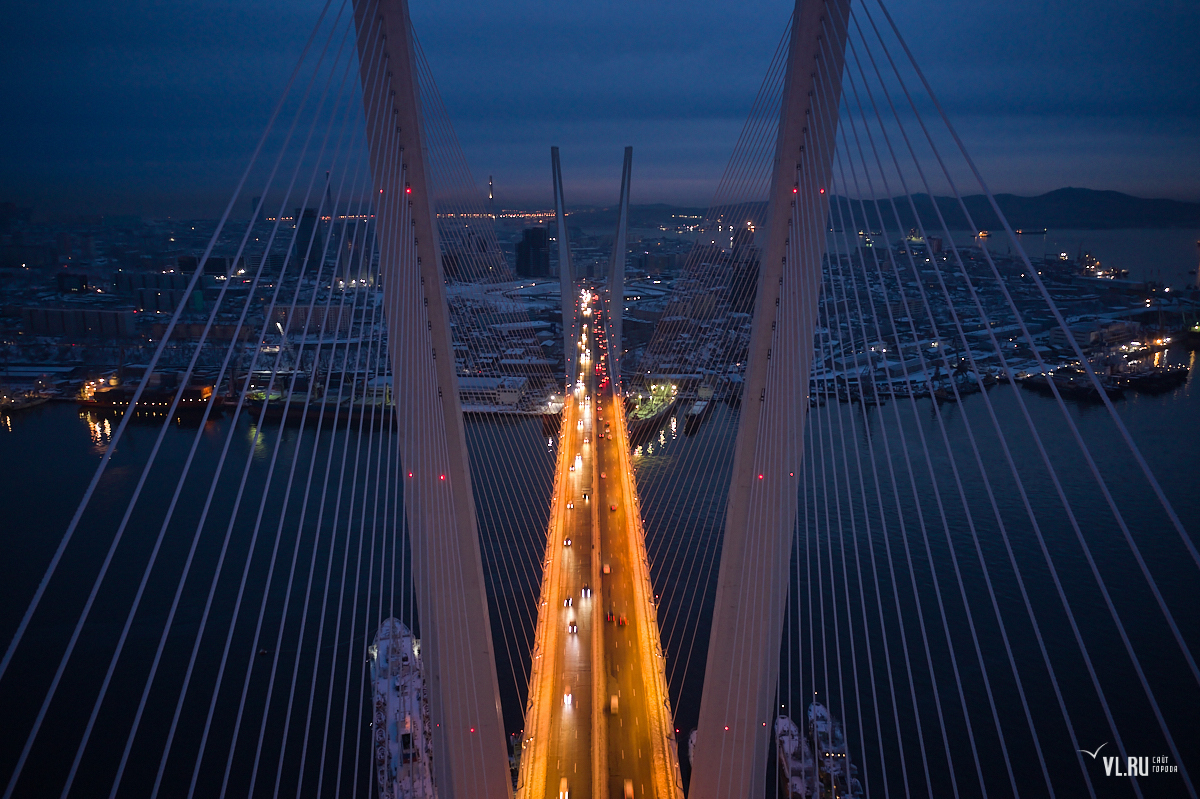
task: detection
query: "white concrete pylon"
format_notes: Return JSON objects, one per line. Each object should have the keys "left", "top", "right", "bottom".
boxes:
{"left": 690, "top": 0, "right": 852, "bottom": 797}
{"left": 352, "top": 1, "right": 512, "bottom": 797}
{"left": 552, "top": 146, "right": 577, "bottom": 385}
{"left": 608, "top": 147, "right": 633, "bottom": 388}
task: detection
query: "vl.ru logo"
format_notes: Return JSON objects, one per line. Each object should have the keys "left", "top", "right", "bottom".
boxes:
{"left": 1079, "top": 744, "right": 1178, "bottom": 777}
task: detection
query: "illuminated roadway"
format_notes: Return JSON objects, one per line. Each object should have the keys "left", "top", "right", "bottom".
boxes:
{"left": 517, "top": 290, "right": 683, "bottom": 799}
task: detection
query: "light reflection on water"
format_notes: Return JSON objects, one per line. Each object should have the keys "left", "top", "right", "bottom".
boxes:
{"left": 80, "top": 410, "right": 113, "bottom": 450}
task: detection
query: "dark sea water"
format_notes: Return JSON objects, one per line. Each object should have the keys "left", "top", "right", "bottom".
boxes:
{"left": 0, "top": 403, "right": 556, "bottom": 798}
{"left": 633, "top": 348, "right": 1200, "bottom": 798}
{"left": 948, "top": 228, "right": 1200, "bottom": 288}
{"left": 1, "top": 347, "right": 1198, "bottom": 797}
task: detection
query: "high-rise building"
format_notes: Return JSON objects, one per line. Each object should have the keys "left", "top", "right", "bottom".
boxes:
{"left": 294, "top": 207, "right": 324, "bottom": 262}
{"left": 515, "top": 227, "right": 550, "bottom": 277}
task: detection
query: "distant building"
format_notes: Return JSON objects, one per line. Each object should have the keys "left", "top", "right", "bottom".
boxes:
{"left": 22, "top": 305, "right": 136, "bottom": 337}
{"left": 295, "top": 207, "right": 325, "bottom": 260}
{"left": 458, "top": 376, "right": 528, "bottom": 407}
{"left": 115, "top": 270, "right": 190, "bottom": 294}
{"left": 136, "top": 287, "right": 204, "bottom": 313}
{"left": 515, "top": 227, "right": 550, "bottom": 278}
{"left": 442, "top": 237, "right": 492, "bottom": 282}
{"left": 279, "top": 304, "right": 353, "bottom": 335}
{"left": 1048, "top": 319, "right": 1140, "bottom": 350}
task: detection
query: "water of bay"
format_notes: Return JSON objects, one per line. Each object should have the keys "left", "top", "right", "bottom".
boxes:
{"left": 1, "top": 357, "right": 1197, "bottom": 796}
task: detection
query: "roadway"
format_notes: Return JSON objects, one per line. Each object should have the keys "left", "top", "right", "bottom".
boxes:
{"left": 591, "top": 303, "right": 682, "bottom": 799}
{"left": 517, "top": 362, "right": 597, "bottom": 799}
{"left": 516, "top": 288, "right": 682, "bottom": 799}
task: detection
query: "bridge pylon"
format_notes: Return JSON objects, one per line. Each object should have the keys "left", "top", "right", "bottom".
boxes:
{"left": 352, "top": 1, "right": 512, "bottom": 796}
{"left": 690, "top": 1, "right": 851, "bottom": 796}
{"left": 607, "top": 146, "right": 633, "bottom": 387}
{"left": 552, "top": 146, "right": 578, "bottom": 385}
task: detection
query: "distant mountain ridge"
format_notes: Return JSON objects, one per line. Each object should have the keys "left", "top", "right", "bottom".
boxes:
{"left": 896, "top": 188, "right": 1200, "bottom": 230}
{"left": 564, "top": 189, "right": 1199, "bottom": 231}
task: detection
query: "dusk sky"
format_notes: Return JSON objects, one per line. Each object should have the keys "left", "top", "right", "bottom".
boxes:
{"left": 2, "top": 0, "right": 1197, "bottom": 217}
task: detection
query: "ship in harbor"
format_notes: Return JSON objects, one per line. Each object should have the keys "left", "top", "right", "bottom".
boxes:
{"left": 627, "top": 382, "right": 678, "bottom": 444}
{"left": 683, "top": 384, "right": 715, "bottom": 435}
{"left": 0, "top": 387, "right": 51, "bottom": 412}
{"left": 775, "top": 703, "right": 863, "bottom": 799}
{"left": 369, "top": 619, "right": 437, "bottom": 799}
{"left": 77, "top": 374, "right": 225, "bottom": 419}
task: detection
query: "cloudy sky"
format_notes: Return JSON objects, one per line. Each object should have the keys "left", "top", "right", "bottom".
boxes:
{"left": 2, "top": 0, "right": 1197, "bottom": 217}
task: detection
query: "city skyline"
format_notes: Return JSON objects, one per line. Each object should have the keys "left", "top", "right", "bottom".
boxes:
{"left": 2, "top": 0, "right": 1198, "bottom": 218}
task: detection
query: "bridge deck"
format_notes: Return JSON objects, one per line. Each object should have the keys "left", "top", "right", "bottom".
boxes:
{"left": 518, "top": 293, "right": 682, "bottom": 799}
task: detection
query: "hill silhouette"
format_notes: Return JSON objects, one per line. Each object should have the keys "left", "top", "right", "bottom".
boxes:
{"left": 563, "top": 189, "right": 1200, "bottom": 231}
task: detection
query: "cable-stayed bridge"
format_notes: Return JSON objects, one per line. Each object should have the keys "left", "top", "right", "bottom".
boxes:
{"left": 1, "top": 1, "right": 1196, "bottom": 798}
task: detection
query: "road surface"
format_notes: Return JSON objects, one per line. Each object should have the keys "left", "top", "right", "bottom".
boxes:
{"left": 517, "top": 289, "right": 682, "bottom": 799}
